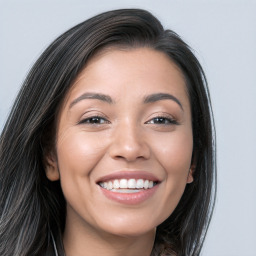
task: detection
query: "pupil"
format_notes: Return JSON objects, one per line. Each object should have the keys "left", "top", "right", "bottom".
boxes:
{"left": 92, "top": 117, "right": 100, "bottom": 123}
{"left": 156, "top": 118, "right": 164, "bottom": 123}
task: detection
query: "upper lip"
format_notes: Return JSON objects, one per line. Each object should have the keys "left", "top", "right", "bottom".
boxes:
{"left": 96, "top": 170, "right": 160, "bottom": 183}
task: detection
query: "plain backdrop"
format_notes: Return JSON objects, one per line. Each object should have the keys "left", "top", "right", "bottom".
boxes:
{"left": 0, "top": 1, "right": 256, "bottom": 255}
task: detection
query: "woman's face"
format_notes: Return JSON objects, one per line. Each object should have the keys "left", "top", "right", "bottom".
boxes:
{"left": 46, "top": 48, "right": 193, "bottom": 238}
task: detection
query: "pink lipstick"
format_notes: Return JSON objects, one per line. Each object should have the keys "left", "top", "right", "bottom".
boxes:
{"left": 97, "top": 171, "right": 160, "bottom": 205}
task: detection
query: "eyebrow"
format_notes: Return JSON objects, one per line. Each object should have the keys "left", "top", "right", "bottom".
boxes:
{"left": 69, "top": 92, "right": 114, "bottom": 109}
{"left": 144, "top": 93, "right": 183, "bottom": 110}
{"left": 69, "top": 92, "right": 183, "bottom": 110}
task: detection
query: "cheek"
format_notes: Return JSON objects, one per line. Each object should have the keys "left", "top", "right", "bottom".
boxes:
{"left": 55, "top": 130, "right": 109, "bottom": 201}
{"left": 153, "top": 129, "right": 193, "bottom": 170}
{"left": 152, "top": 129, "right": 193, "bottom": 198}
{"left": 56, "top": 130, "right": 108, "bottom": 173}
{"left": 55, "top": 130, "right": 110, "bottom": 218}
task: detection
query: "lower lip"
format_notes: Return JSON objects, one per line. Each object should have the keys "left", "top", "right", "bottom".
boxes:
{"left": 99, "top": 185, "right": 159, "bottom": 205}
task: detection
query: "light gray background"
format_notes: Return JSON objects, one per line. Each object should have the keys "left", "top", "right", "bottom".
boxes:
{"left": 0, "top": 1, "right": 256, "bottom": 255}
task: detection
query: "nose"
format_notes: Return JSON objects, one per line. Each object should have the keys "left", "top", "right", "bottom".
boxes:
{"left": 108, "top": 120, "right": 150, "bottom": 162}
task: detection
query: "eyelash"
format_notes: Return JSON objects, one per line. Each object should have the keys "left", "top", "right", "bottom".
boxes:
{"left": 145, "top": 116, "right": 178, "bottom": 125}
{"left": 78, "top": 115, "right": 178, "bottom": 126}
{"left": 78, "top": 116, "right": 110, "bottom": 125}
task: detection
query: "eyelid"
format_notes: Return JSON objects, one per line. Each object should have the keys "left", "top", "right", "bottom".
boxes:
{"left": 77, "top": 111, "right": 110, "bottom": 125}
{"left": 78, "top": 116, "right": 110, "bottom": 125}
{"left": 145, "top": 113, "right": 179, "bottom": 125}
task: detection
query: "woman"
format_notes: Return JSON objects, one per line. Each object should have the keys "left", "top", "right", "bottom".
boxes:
{"left": 0, "top": 9, "right": 216, "bottom": 256}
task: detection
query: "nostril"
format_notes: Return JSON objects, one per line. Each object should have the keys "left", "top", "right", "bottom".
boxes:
{"left": 108, "top": 129, "right": 151, "bottom": 161}
{"left": 113, "top": 154, "right": 148, "bottom": 162}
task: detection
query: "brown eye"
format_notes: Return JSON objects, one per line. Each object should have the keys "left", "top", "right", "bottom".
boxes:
{"left": 79, "top": 116, "right": 109, "bottom": 125}
{"left": 146, "top": 116, "right": 178, "bottom": 125}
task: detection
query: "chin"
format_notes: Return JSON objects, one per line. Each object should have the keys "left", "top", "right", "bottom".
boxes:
{"left": 93, "top": 212, "right": 165, "bottom": 238}
{"left": 103, "top": 225, "right": 156, "bottom": 238}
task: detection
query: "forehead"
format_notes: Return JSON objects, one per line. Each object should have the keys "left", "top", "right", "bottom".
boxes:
{"left": 63, "top": 47, "right": 189, "bottom": 108}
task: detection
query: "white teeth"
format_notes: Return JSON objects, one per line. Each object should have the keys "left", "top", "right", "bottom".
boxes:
{"left": 99, "top": 178, "right": 157, "bottom": 191}
{"left": 113, "top": 179, "right": 119, "bottom": 189}
{"left": 144, "top": 180, "right": 149, "bottom": 189}
{"left": 112, "top": 189, "right": 141, "bottom": 193}
{"left": 107, "top": 181, "right": 113, "bottom": 190}
{"left": 128, "top": 179, "right": 136, "bottom": 188}
{"left": 120, "top": 179, "right": 128, "bottom": 188}
{"left": 136, "top": 179, "right": 144, "bottom": 189}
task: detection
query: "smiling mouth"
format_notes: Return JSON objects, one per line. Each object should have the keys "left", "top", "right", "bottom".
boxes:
{"left": 98, "top": 178, "right": 159, "bottom": 193}
{"left": 97, "top": 172, "right": 160, "bottom": 204}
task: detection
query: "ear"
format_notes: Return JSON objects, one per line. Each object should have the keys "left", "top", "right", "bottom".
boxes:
{"left": 45, "top": 152, "right": 60, "bottom": 181}
{"left": 186, "top": 164, "right": 195, "bottom": 184}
